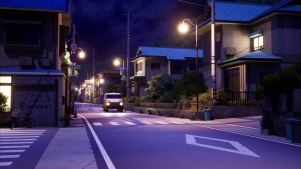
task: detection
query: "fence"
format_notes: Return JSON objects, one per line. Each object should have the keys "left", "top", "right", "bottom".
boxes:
{"left": 217, "top": 91, "right": 262, "bottom": 107}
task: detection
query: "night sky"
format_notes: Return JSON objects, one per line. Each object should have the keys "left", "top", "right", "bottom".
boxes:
{"left": 71, "top": 0, "right": 206, "bottom": 61}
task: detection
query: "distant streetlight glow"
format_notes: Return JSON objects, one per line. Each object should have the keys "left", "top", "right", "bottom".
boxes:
{"left": 99, "top": 78, "right": 104, "bottom": 84}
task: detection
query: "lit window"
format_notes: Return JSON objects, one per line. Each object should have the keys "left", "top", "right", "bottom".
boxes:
{"left": 253, "top": 35, "right": 264, "bottom": 51}
{"left": 0, "top": 76, "right": 12, "bottom": 110}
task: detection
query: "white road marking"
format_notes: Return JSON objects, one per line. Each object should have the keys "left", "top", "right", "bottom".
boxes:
{"left": 195, "top": 124, "right": 301, "bottom": 148}
{"left": 1, "top": 139, "right": 36, "bottom": 141}
{"left": 0, "top": 136, "right": 39, "bottom": 139}
{"left": 93, "top": 122, "right": 103, "bottom": 126}
{"left": 155, "top": 121, "right": 168, "bottom": 124}
{"left": 0, "top": 149, "right": 25, "bottom": 153}
{"left": 169, "top": 121, "right": 184, "bottom": 124}
{"left": 109, "top": 122, "right": 120, "bottom": 126}
{"left": 140, "top": 121, "right": 152, "bottom": 124}
{"left": 186, "top": 134, "right": 260, "bottom": 158}
{"left": 0, "top": 142, "right": 34, "bottom": 144}
{"left": 0, "top": 162, "right": 13, "bottom": 166}
{"left": 0, "top": 155, "right": 20, "bottom": 158}
{"left": 0, "top": 145, "right": 30, "bottom": 149}
{"left": 79, "top": 114, "right": 116, "bottom": 169}
{"left": 124, "top": 122, "right": 136, "bottom": 125}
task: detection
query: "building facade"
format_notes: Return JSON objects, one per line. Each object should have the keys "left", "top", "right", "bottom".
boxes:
{"left": 0, "top": 0, "right": 71, "bottom": 126}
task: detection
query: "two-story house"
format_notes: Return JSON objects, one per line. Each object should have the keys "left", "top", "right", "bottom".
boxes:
{"left": 0, "top": 0, "right": 71, "bottom": 126}
{"left": 130, "top": 46, "right": 203, "bottom": 97}
{"left": 198, "top": 0, "right": 301, "bottom": 93}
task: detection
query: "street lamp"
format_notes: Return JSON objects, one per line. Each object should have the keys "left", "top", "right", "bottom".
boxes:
{"left": 113, "top": 58, "right": 124, "bottom": 74}
{"left": 178, "top": 19, "right": 199, "bottom": 111}
{"left": 78, "top": 47, "right": 85, "bottom": 59}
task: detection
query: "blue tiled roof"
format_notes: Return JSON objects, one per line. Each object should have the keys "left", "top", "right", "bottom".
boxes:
{"left": 207, "top": 0, "right": 299, "bottom": 23}
{"left": 218, "top": 51, "right": 283, "bottom": 66}
{"left": 214, "top": 1, "right": 272, "bottom": 22}
{"left": 132, "top": 46, "right": 203, "bottom": 61}
{"left": 0, "top": 0, "right": 70, "bottom": 12}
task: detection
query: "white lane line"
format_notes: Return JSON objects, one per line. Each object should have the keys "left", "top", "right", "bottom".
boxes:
{"left": 0, "top": 149, "right": 25, "bottom": 153}
{"left": 140, "top": 121, "right": 152, "bottom": 124}
{"left": 169, "top": 121, "right": 184, "bottom": 124}
{"left": 79, "top": 114, "right": 116, "bottom": 169}
{"left": 0, "top": 145, "right": 30, "bottom": 148}
{"left": 0, "top": 139, "right": 37, "bottom": 141}
{"left": 207, "top": 121, "right": 260, "bottom": 130}
{"left": 155, "top": 121, "right": 168, "bottom": 124}
{"left": 0, "top": 155, "right": 20, "bottom": 158}
{"left": 0, "top": 142, "right": 34, "bottom": 144}
{"left": 0, "top": 162, "right": 13, "bottom": 166}
{"left": 124, "top": 122, "right": 136, "bottom": 125}
{"left": 109, "top": 122, "right": 120, "bottom": 126}
{"left": 93, "top": 122, "right": 103, "bottom": 126}
{"left": 194, "top": 124, "right": 301, "bottom": 148}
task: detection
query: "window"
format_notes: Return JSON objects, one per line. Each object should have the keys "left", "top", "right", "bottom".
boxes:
{"left": 253, "top": 35, "right": 263, "bottom": 51}
{"left": 224, "top": 68, "right": 239, "bottom": 91}
{"left": 5, "top": 22, "right": 41, "bottom": 46}
{"left": 170, "top": 61, "right": 182, "bottom": 74}
{"left": 136, "top": 62, "right": 142, "bottom": 71}
{"left": 0, "top": 76, "right": 12, "bottom": 110}
{"left": 249, "top": 30, "right": 263, "bottom": 51}
{"left": 151, "top": 63, "right": 160, "bottom": 70}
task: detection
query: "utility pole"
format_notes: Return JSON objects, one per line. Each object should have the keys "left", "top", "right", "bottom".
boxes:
{"left": 123, "top": 12, "right": 132, "bottom": 98}
{"left": 92, "top": 49, "right": 95, "bottom": 102}
{"left": 211, "top": 0, "right": 216, "bottom": 103}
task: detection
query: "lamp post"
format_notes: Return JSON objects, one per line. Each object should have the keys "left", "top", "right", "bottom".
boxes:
{"left": 113, "top": 58, "right": 124, "bottom": 73}
{"left": 178, "top": 19, "right": 199, "bottom": 111}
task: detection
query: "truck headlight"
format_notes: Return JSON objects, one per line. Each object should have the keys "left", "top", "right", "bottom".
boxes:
{"left": 106, "top": 102, "right": 110, "bottom": 106}
{"left": 120, "top": 103, "right": 123, "bottom": 106}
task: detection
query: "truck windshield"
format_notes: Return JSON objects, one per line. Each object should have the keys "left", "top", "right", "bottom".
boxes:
{"left": 106, "top": 95, "right": 122, "bottom": 99}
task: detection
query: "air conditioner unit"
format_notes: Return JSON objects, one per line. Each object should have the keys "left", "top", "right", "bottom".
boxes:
{"left": 19, "top": 56, "right": 33, "bottom": 66}
{"left": 225, "top": 47, "right": 236, "bottom": 56}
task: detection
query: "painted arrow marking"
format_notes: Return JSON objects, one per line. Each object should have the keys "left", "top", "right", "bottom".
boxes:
{"left": 186, "top": 134, "right": 260, "bottom": 158}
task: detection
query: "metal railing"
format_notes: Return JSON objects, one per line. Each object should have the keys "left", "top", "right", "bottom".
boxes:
{"left": 216, "top": 91, "right": 262, "bottom": 107}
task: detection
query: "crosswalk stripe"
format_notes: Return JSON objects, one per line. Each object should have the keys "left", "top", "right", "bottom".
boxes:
{"left": 0, "top": 142, "right": 34, "bottom": 144}
{"left": 0, "top": 136, "right": 39, "bottom": 139}
{"left": 0, "top": 149, "right": 25, "bottom": 153}
{"left": 109, "top": 122, "right": 120, "bottom": 125}
{"left": 169, "top": 121, "right": 184, "bottom": 124}
{"left": 1, "top": 133, "right": 43, "bottom": 136}
{"left": 0, "top": 155, "right": 20, "bottom": 158}
{"left": 140, "top": 121, "right": 152, "bottom": 124}
{"left": 0, "top": 162, "right": 13, "bottom": 166}
{"left": 0, "top": 145, "right": 30, "bottom": 149}
{"left": 93, "top": 122, "right": 103, "bottom": 126}
{"left": 1, "top": 139, "right": 37, "bottom": 141}
{"left": 124, "top": 122, "right": 136, "bottom": 125}
{"left": 155, "top": 121, "right": 168, "bottom": 124}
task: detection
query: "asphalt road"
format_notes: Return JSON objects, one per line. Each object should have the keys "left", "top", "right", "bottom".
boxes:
{"left": 77, "top": 103, "right": 301, "bottom": 169}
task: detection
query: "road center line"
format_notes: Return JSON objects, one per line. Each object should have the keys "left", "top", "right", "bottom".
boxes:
{"left": 79, "top": 114, "right": 116, "bottom": 169}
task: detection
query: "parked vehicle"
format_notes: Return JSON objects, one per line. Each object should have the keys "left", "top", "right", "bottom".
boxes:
{"left": 103, "top": 93, "right": 124, "bottom": 112}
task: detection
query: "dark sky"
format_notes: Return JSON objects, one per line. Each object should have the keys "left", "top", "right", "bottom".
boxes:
{"left": 71, "top": 0, "right": 207, "bottom": 62}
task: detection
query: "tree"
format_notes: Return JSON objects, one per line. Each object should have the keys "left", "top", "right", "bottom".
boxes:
{"left": 0, "top": 92, "right": 9, "bottom": 113}
{"left": 145, "top": 73, "right": 173, "bottom": 98}
{"left": 173, "top": 72, "right": 207, "bottom": 98}
{"left": 106, "top": 82, "right": 125, "bottom": 97}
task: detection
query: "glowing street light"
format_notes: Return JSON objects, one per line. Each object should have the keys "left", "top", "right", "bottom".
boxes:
{"left": 178, "top": 18, "right": 200, "bottom": 111}
{"left": 78, "top": 47, "right": 85, "bottom": 59}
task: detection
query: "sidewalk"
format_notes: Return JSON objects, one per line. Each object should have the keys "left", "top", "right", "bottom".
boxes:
{"left": 35, "top": 117, "right": 97, "bottom": 169}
